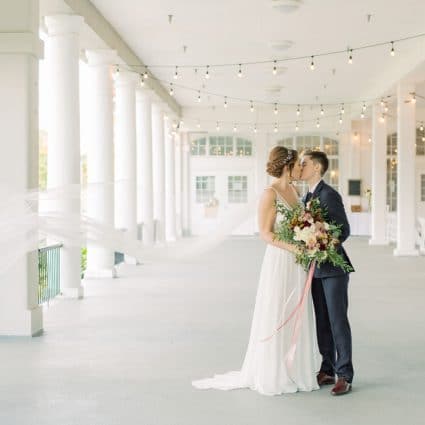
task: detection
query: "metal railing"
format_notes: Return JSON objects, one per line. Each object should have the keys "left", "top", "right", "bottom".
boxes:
{"left": 38, "top": 244, "right": 62, "bottom": 305}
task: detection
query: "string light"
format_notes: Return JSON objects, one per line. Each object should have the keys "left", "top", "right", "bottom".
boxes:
{"left": 197, "top": 90, "right": 201, "bottom": 102}
{"left": 316, "top": 119, "right": 320, "bottom": 128}
{"left": 348, "top": 49, "right": 353, "bottom": 64}
{"left": 174, "top": 66, "right": 179, "bottom": 79}
{"left": 139, "top": 74, "right": 145, "bottom": 87}
{"left": 253, "top": 124, "right": 258, "bottom": 133}
{"left": 384, "top": 103, "right": 389, "bottom": 112}
{"left": 295, "top": 122, "right": 299, "bottom": 131}
{"left": 273, "top": 60, "right": 277, "bottom": 75}
{"left": 115, "top": 64, "right": 120, "bottom": 74}
{"left": 274, "top": 103, "right": 278, "bottom": 115}
{"left": 143, "top": 67, "right": 149, "bottom": 79}
{"left": 169, "top": 83, "right": 174, "bottom": 96}
{"left": 390, "top": 41, "right": 395, "bottom": 56}
{"left": 205, "top": 65, "right": 210, "bottom": 79}
{"left": 196, "top": 120, "right": 201, "bottom": 129}
{"left": 340, "top": 103, "right": 345, "bottom": 114}
{"left": 233, "top": 123, "right": 238, "bottom": 132}
{"left": 224, "top": 96, "right": 228, "bottom": 108}
{"left": 216, "top": 121, "right": 220, "bottom": 131}
{"left": 362, "top": 102, "right": 366, "bottom": 112}
{"left": 360, "top": 111, "right": 365, "bottom": 119}
{"left": 238, "top": 64, "right": 243, "bottom": 78}
{"left": 274, "top": 123, "right": 278, "bottom": 133}
{"left": 250, "top": 100, "right": 254, "bottom": 112}
{"left": 310, "top": 56, "right": 315, "bottom": 70}
{"left": 379, "top": 114, "right": 385, "bottom": 123}
{"left": 339, "top": 115, "right": 343, "bottom": 124}
{"left": 296, "top": 104, "right": 301, "bottom": 116}
{"left": 380, "top": 98, "right": 385, "bottom": 107}
{"left": 411, "top": 93, "right": 417, "bottom": 104}
{"left": 420, "top": 122, "right": 424, "bottom": 132}
{"left": 320, "top": 104, "right": 324, "bottom": 115}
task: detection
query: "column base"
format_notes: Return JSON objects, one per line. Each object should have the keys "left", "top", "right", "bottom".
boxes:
{"left": 61, "top": 286, "right": 84, "bottom": 299}
{"left": 84, "top": 268, "right": 117, "bottom": 279}
{"left": 0, "top": 306, "right": 43, "bottom": 337}
{"left": 393, "top": 248, "right": 419, "bottom": 257}
{"left": 369, "top": 238, "right": 390, "bottom": 246}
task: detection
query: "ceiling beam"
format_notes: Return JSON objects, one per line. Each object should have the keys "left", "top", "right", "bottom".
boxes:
{"left": 64, "top": 0, "right": 181, "bottom": 117}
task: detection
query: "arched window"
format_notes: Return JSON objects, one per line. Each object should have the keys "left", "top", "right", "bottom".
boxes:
{"left": 278, "top": 135, "right": 339, "bottom": 190}
{"left": 190, "top": 136, "right": 253, "bottom": 157}
{"left": 191, "top": 137, "right": 207, "bottom": 155}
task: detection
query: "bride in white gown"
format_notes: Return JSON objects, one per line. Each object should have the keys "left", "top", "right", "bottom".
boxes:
{"left": 192, "top": 146, "right": 320, "bottom": 396}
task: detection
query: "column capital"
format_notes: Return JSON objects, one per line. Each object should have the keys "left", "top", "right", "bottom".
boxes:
{"left": 44, "top": 14, "right": 84, "bottom": 36}
{"left": 85, "top": 49, "right": 117, "bottom": 67}
{"left": 114, "top": 70, "right": 139, "bottom": 87}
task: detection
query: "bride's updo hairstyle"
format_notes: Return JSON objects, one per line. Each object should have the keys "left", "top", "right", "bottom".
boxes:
{"left": 266, "top": 146, "right": 298, "bottom": 178}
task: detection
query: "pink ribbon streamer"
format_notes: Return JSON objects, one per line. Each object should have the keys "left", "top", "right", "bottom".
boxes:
{"left": 260, "top": 261, "right": 316, "bottom": 369}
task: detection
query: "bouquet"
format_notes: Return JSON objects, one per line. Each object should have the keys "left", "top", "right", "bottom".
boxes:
{"left": 274, "top": 198, "right": 354, "bottom": 273}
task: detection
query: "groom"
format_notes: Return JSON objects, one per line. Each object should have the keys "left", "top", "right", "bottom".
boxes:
{"left": 300, "top": 150, "right": 354, "bottom": 396}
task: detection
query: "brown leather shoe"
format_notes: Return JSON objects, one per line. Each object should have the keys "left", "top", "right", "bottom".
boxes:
{"left": 331, "top": 377, "right": 352, "bottom": 396}
{"left": 317, "top": 371, "right": 335, "bottom": 386}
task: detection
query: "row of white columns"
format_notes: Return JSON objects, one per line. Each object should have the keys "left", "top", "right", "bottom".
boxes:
{"left": 43, "top": 15, "right": 192, "bottom": 290}
{"left": 369, "top": 81, "right": 419, "bottom": 256}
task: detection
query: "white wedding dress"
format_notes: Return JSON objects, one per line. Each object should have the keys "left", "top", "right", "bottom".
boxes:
{"left": 192, "top": 189, "right": 320, "bottom": 396}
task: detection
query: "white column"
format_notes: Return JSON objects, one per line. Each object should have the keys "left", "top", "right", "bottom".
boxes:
{"left": 181, "top": 132, "right": 192, "bottom": 236}
{"left": 45, "top": 14, "right": 84, "bottom": 298}
{"left": 152, "top": 103, "right": 166, "bottom": 243}
{"left": 0, "top": 0, "right": 43, "bottom": 335}
{"left": 84, "top": 49, "right": 116, "bottom": 277}
{"left": 136, "top": 88, "right": 154, "bottom": 246}
{"left": 114, "top": 70, "right": 138, "bottom": 262}
{"left": 394, "top": 82, "right": 419, "bottom": 256}
{"left": 175, "top": 132, "right": 183, "bottom": 238}
{"left": 370, "top": 104, "right": 389, "bottom": 245}
{"left": 165, "top": 118, "right": 177, "bottom": 241}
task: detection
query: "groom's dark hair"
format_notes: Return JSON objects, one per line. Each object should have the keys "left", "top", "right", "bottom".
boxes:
{"left": 304, "top": 150, "right": 329, "bottom": 176}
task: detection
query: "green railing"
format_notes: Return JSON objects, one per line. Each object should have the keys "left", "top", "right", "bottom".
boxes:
{"left": 38, "top": 244, "right": 62, "bottom": 305}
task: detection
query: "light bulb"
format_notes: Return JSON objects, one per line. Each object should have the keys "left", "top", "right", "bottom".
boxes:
{"left": 379, "top": 114, "right": 385, "bottom": 123}
{"left": 316, "top": 119, "right": 320, "bottom": 128}
{"left": 274, "top": 124, "right": 278, "bottom": 133}
{"left": 273, "top": 60, "right": 277, "bottom": 75}
{"left": 250, "top": 101, "right": 254, "bottom": 112}
{"left": 339, "top": 115, "right": 343, "bottom": 125}
{"left": 340, "top": 104, "right": 345, "bottom": 114}
{"left": 384, "top": 104, "right": 389, "bottom": 112}
{"left": 390, "top": 41, "right": 395, "bottom": 57}
{"left": 197, "top": 91, "right": 201, "bottom": 102}
{"left": 420, "top": 123, "right": 424, "bottom": 132}
{"left": 361, "top": 111, "right": 365, "bottom": 119}
{"left": 205, "top": 65, "right": 210, "bottom": 79}
{"left": 362, "top": 102, "right": 366, "bottom": 112}
{"left": 320, "top": 105, "right": 324, "bottom": 115}
{"left": 310, "top": 56, "right": 315, "bottom": 70}
{"left": 216, "top": 122, "right": 220, "bottom": 131}
{"left": 348, "top": 49, "right": 353, "bottom": 64}
{"left": 143, "top": 68, "right": 148, "bottom": 79}
{"left": 253, "top": 125, "right": 258, "bottom": 133}
{"left": 380, "top": 98, "right": 384, "bottom": 107}
{"left": 174, "top": 66, "right": 179, "bottom": 79}
{"left": 296, "top": 104, "right": 300, "bottom": 116}
{"left": 274, "top": 103, "right": 278, "bottom": 115}
{"left": 115, "top": 65, "right": 120, "bottom": 74}
{"left": 411, "top": 93, "right": 417, "bottom": 104}
{"left": 295, "top": 122, "right": 299, "bottom": 131}
{"left": 238, "top": 64, "right": 243, "bottom": 78}
{"left": 196, "top": 121, "right": 201, "bottom": 128}
{"left": 233, "top": 124, "right": 238, "bottom": 132}
{"left": 224, "top": 97, "right": 228, "bottom": 108}
{"left": 169, "top": 83, "right": 174, "bottom": 96}
{"left": 140, "top": 74, "right": 145, "bottom": 87}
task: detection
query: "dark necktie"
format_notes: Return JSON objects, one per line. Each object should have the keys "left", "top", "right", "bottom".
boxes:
{"left": 305, "top": 191, "right": 313, "bottom": 203}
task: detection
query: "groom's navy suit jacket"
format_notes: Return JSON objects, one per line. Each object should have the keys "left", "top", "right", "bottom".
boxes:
{"left": 302, "top": 180, "right": 354, "bottom": 278}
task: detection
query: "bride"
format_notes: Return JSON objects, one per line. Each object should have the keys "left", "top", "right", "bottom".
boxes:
{"left": 192, "top": 146, "right": 320, "bottom": 396}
